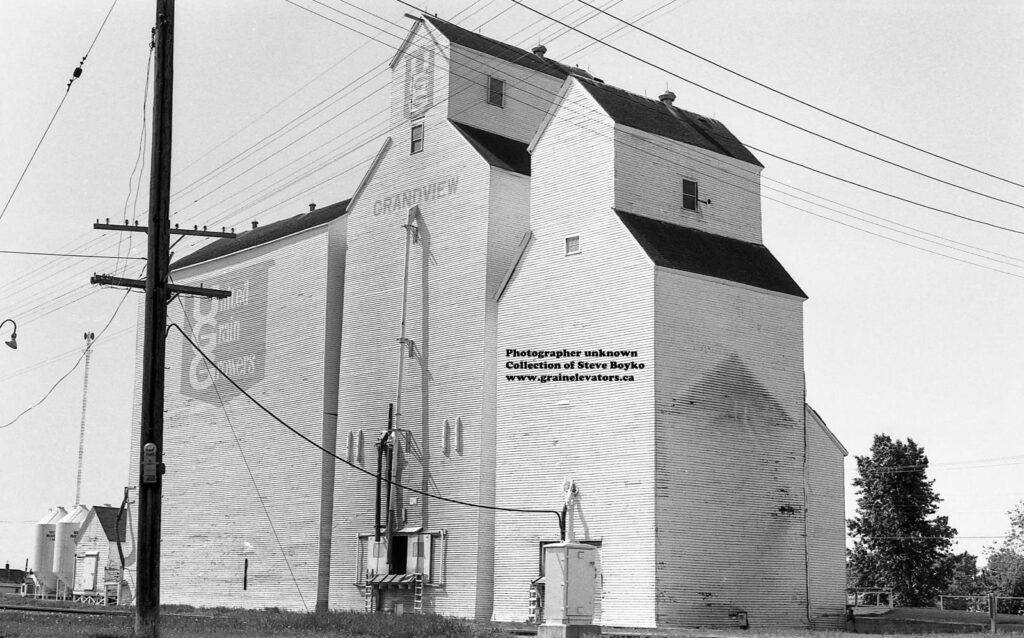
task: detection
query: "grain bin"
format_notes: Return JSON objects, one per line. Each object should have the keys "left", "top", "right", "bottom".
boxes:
{"left": 52, "top": 504, "right": 90, "bottom": 593}
{"left": 31, "top": 507, "right": 66, "bottom": 594}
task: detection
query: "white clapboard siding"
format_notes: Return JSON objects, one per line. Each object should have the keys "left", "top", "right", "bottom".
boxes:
{"left": 653, "top": 267, "right": 808, "bottom": 628}
{"left": 805, "top": 405, "right": 847, "bottom": 629}
{"left": 613, "top": 126, "right": 763, "bottom": 244}
{"left": 447, "top": 44, "right": 566, "bottom": 143}
{"left": 333, "top": 23, "right": 542, "bottom": 617}
{"left": 125, "top": 222, "right": 341, "bottom": 611}
{"left": 494, "top": 78, "right": 659, "bottom": 629}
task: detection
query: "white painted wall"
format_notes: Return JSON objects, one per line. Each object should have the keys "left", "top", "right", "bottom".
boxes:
{"left": 653, "top": 267, "right": 807, "bottom": 627}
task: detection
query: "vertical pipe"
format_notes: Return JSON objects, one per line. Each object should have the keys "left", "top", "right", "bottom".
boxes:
{"left": 375, "top": 405, "right": 392, "bottom": 543}
{"left": 386, "top": 205, "right": 418, "bottom": 573}
{"left": 138, "top": 1, "right": 174, "bottom": 635}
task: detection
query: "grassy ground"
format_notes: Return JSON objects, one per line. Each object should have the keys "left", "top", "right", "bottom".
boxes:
{"left": 0, "top": 606, "right": 514, "bottom": 638}
{"left": 3, "top": 597, "right": 1024, "bottom": 638}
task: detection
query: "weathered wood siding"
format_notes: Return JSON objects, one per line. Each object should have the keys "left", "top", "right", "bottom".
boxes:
{"left": 447, "top": 44, "right": 565, "bottom": 143}
{"left": 653, "top": 267, "right": 807, "bottom": 628}
{"left": 614, "top": 126, "right": 763, "bottom": 244}
{"left": 493, "top": 79, "right": 658, "bottom": 628}
{"left": 805, "top": 405, "right": 847, "bottom": 629}
{"left": 126, "top": 223, "right": 340, "bottom": 611}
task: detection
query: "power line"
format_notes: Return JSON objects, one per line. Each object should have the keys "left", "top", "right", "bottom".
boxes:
{"left": 0, "top": 0, "right": 120, "bottom": 226}
{"left": 174, "top": 292, "right": 310, "bottom": 612}
{"left": 501, "top": 0, "right": 1024, "bottom": 215}
{"left": 0, "top": 250, "right": 145, "bottom": 260}
{"left": 1, "top": 289, "right": 130, "bottom": 430}
{"left": 168, "top": 323, "right": 564, "bottom": 530}
{"left": 572, "top": 0, "right": 1024, "bottom": 192}
{"left": 748, "top": 144, "right": 1024, "bottom": 236}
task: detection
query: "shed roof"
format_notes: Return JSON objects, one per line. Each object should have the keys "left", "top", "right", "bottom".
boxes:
{"left": 423, "top": 15, "right": 593, "bottom": 81}
{"left": 92, "top": 506, "right": 126, "bottom": 543}
{"left": 452, "top": 121, "right": 531, "bottom": 176}
{"left": 171, "top": 199, "right": 349, "bottom": 270}
{"left": 615, "top": 210, "right": 805, "bottom": 298}
{"left": 578, "top": 78, "right": 762, "bottom": 167}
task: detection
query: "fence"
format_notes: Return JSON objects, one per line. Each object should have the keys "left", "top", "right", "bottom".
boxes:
{"left": 847, "top": 589, "right": 893, "bottom": 607}
{"left": 939, "top": 594, "right": 1024, "bottom": 615}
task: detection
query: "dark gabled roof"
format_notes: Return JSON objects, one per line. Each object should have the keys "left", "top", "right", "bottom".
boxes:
{"left": 578, "top": 78, "right": 762, "bottom": 167}
{"left": 615, "top": 210, "right": 805, "bottom": 298}
{"left": 93, "top": 506, "right": 126, "bottom": 543}
{"left": 451, "top": 122, "right": 530, "bottom": 176}
{"left": 423, "top": 15, "right": 593, "bottom": 81}
{"left": 172, "top": 200, "right": 349, "bottom": 270}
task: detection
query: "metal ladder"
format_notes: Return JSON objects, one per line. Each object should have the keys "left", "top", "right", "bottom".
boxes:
{"left": 528, "top": 586, "right": 538, "bottom": 623}
{"left": 413, "top": 575, "right": 424, "bottom": 613}
{"left": 364, "top": 585, "right": 375, "bottom": 613}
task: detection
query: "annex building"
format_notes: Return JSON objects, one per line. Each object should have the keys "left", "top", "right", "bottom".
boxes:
{"left": 125, "top": 14, "right": 847, "bottom": 630}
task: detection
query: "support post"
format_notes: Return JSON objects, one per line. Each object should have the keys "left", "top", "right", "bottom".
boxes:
{"left": 136, "top": 1, "right": 174, "bottom": 636}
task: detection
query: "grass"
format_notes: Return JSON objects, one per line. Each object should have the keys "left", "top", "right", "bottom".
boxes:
{"left": 3, "top": 598, "right": 1024, "bottom": 638}
{"left": 0, "top": 603, "right": 515, "bottom": 638}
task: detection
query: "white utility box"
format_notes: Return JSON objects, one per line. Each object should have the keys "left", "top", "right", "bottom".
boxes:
{"left": 542, "top": 541, "right": 596, "bottom": 626}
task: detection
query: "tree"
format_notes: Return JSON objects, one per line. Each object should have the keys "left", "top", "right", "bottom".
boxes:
{"left": 847, "top": 434, "right": 956, "bottom": 606}
{"left": 946, "top": 551, "right": 985, "bottom": 597}
{"left": 983, "top": 502, "right": 1024, "bottom": 602}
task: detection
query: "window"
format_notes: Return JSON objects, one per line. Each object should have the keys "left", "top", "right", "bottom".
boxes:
{"left": 410, "top": 123, "right": 424, "bottom": 154}
{"left": 488, "top": 76, "right": 505, "bottom": 107}
{"left": 564, "top": 235, "right": 581, "bottom": 256}
{"left": 682, "top": 178, "right": 698, "bottom": 211}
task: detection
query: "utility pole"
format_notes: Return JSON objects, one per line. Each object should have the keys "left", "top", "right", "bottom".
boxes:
{"left": 88, "top": 4, "right": 231, "bottom": 636}
{"left": 136, "top": 2, "right": 174, "bottom": 634}
{"left": 73, "top": 332, "right": 96, "bottom": 507}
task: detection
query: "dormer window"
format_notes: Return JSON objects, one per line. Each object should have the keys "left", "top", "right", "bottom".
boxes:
{"left": 682, "top": 179, "right": 699, "bottom": 211}
{"left": 411, "top": 123, "right": 424, "bottom": 154}
{"left": 488, "top": 77, "right": 505, "bottom": 107}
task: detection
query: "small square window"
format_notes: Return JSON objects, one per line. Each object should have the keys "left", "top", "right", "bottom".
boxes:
{"left": 682, "top": 178, "right": 698, "bottom": 211}
{"left": 564, "top": 235, "right": 581, "bottom": 256}
{"left": 488, "top": 77, "right": 505, "bottom": 107}
{"left": 411, "top": 123, "right": 424, "bottom": 154}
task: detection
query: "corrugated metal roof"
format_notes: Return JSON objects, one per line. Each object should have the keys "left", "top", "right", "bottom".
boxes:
{"left": 92, "top": 506, "right": 126, "bottom": 543}
{"left": 452, "top": 121, "right": 531, "bottom": 175}
{"left": 171, "top": 199, "right": 349, "bottom": 270}
{"left": 616, "top": 210, "right": 805, "bottom": 297}
{"left": 578, "top": 78, "right": 763, "bottom": 167}
{"left": 423, "top": 15, "right": 593, "bottom": 81}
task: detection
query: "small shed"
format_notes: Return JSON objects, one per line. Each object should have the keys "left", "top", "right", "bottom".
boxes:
{"left": 73, "top": 506, "right": 127, "bottom": 604}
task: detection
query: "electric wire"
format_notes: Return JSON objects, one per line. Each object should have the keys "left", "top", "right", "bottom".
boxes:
{"left": 572, "top": 0, "right": 1024, "bottom": 192}
{"left": 0, "top": 289, "right": 131, "bottom": 430}
{"left": 503, "top": 0, "right": 1024, "bottom": 214}
{"left": 0, "top": 250, "right": 145, "bottom": 260}
{"left": 175, "top": 291, "right": 310, "bottom": 612}
{"left": 168, "top": 322, "right": 564, "bottom": 530}
{"left": 0, "top": 0, "right": 119, "bottom": 226}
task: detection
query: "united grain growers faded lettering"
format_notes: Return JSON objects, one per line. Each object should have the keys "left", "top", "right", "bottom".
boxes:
{"left": 180, "top": 260, "right": 273, "bottom": 404}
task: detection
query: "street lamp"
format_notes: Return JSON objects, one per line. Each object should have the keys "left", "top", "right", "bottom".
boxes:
{"left": 0, "top": 319, "right": 16, "bottom": 350}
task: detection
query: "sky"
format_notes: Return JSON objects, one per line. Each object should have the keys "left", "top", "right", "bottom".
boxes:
{"left": 1, "top": 0, "right": 1023, "bottom": 573}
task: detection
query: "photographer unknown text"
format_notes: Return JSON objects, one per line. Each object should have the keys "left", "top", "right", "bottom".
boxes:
{"left": 504, "top": 348, "right": 644, "bottom": 383}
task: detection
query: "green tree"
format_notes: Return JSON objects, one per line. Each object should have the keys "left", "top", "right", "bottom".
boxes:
{"left": 847, "top": 434, "right": 956, "bottom": 606}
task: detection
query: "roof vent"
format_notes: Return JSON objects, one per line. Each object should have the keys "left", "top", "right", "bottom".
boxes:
{"left": 532, "top": 44, "right": 547, "bottom": 57}
{"left": 309, "top": 202, "right": 316, "bottom": 212}
{"left": 251, "top": 221, "right": 259, "bottom": 229}
{"left": 659, "top": 90, "right": 676, "bottom": 106}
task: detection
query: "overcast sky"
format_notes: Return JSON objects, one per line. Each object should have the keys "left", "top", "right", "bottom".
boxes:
{"left": 2, "top": 0, "right": 1022, "bottom": 571}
